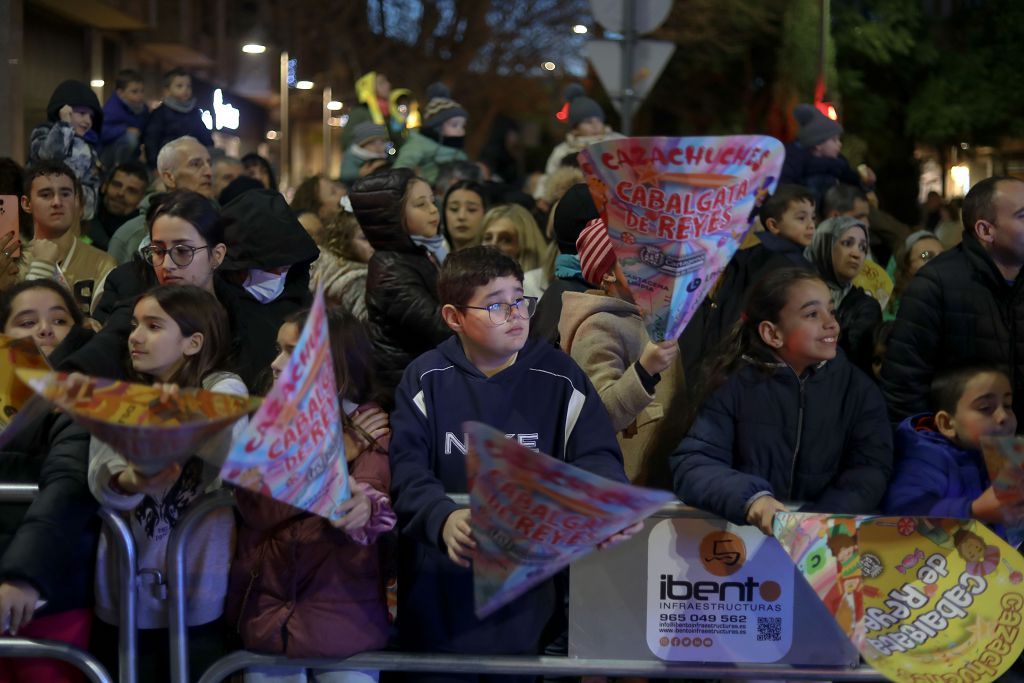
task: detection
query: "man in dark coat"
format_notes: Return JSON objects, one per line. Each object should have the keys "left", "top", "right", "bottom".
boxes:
{"left": 882, "top": 176, "right": 1024, "bottom": 427}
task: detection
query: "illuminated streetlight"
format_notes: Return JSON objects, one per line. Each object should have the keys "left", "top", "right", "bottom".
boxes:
{"left": 242, "top": 43, "right": 267, "bottom": 54}
{"left": 266, "top": 130, "right": 279, "bottom": 140}
{"left": 90, "top": 79, "right": 105, "bottom": 87}
{"left": 573, "top": 24, "right": 588, "bottom": 34}
{"left": 542, "top": 62, "right": 556, "bottom": 71}
{"left": 296, "top": 80, "right": 314, "bottom": 90}
{"left": 326, "top": 100, "right": 343, "bottom": 111}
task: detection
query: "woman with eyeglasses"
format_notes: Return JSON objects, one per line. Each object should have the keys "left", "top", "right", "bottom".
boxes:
{"left": 885, "top": 230, "right": 944, "bottom": 321}
{"left": 805, "top": 215, "right": 883, "bottom": 376}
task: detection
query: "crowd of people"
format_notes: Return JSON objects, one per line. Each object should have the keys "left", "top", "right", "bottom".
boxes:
{"left": 0, "top": 65, "right": 1020, "bottom": 683}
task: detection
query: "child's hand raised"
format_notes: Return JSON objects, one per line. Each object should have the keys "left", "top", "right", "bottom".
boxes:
{"left": 112, "top": 463, "right": 182, "bottom": 498}
{"left": 58, "top": 105, "right": 73, "bottom": 123}
{"left": 442, "top": 508, "right": 476, "bottom": 568}
{"left": 332, "top": 477, "right": 371, "bottom": 533}
{"left": 597, "top": 520, "right": 644, "bottom": 551}
{"left": 746, "top": 495, "right": 786, "bottom": 536}
{"left": 639, "top": 340, "right": 679, "bottom": 377}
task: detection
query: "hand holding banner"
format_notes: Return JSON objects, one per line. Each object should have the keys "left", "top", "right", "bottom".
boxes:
{"left": 981, "top": 436, "right": 1024, "bottom": 545}
{"left": 220, "top": 287, "right": 352, "bottom": 521}
{"left": 774, "top": 512, "right": 1024, "bottom": 683}
{"left": 465, "top": 421, "right": 674, "bottom": 618}
{"left": 578, "top": 136, "right": 785, "bottom": 341}
{"left": 0, "top": 335, "right": 52, "bottom": 448}
{"left": 17, "top": 368, "right": 260, "bottom": 475}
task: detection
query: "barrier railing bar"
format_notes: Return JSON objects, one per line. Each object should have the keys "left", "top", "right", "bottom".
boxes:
{"left": 166, "top": 488, "right": 236, "bottom": 683}
{"left": 0, "top": 483, "right": 42, "bottom": 503}
{"left": 97, "top": 508, "right": 138, "bottom": 683}
{"left": 0, "top": 638, "right": 114, "bottom": 683}
{"left": 196, "top": 651, "right": 886, "bottom": 682}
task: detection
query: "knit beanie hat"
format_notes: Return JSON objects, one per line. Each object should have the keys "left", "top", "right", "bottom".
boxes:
{"left": 565, "top": 84, "right": 604, "bottom": 130}
{"left": 553, "top": 183, "right": 600, "bottom": 254}
{"left": 352, "top": 121, "right": 387, "bottom": 146}
{"left": 46, "top": 80, "right": 103, "bottom": 134}
{"left": 421, "top": 83, "right": 468, "bottom": 131}
{"left": 794, "top": 103, "right": 842, "bottom": 148}
{"left": 576, "top": 218, "right": 616, "bottom": 285}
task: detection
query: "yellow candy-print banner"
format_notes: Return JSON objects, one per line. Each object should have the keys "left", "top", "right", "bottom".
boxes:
{"left": 775, "top": 512, "right": 1024, "bottom": 683}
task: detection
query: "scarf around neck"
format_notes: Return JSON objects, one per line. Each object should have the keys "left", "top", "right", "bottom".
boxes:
{"left": 164, "top": 96, "right": 197, "bottom": 114}
{"left": 410, "top": 234, "right": 449, "bottom": 264}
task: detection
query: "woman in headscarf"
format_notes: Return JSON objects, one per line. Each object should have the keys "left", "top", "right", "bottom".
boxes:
{"left": 805, "top": 215, "right": 882, "bottom": 376}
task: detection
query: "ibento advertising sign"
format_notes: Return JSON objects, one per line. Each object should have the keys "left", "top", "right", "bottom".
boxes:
{"left": 646, "top": 518, "right": 794, "bottom": 662}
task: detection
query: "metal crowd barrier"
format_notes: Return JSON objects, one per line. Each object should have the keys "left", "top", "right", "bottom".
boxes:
{"left": 0, "top": 484, "right": 137, "bottom": 683}
{"left": 161, "top": 493, "right": 885, "bottom": 683}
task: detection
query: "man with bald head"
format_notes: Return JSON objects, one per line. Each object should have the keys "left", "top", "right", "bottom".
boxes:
{"left": 882, "top": 176, "right": 1024, "bottom": 427}
{"left": 107, "top": 136, "right": 213, "bottom": 264}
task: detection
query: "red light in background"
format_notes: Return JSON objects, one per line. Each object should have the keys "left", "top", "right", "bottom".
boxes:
{"left": 815, "top": 101, "right": 839, "bottom": 121}
{"left": 556, "top": 102, "right": 569, "bottom": 121}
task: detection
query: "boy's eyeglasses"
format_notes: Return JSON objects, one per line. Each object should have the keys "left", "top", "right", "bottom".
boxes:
{"left": 140, "top": 244, "right": 211, "bottom": 267}
{"left": 459, "top": 296, "right": 538, "bottom": 325}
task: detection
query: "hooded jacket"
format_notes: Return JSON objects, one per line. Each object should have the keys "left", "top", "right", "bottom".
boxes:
{"left": 671, "top": 350, "right": 892, "bottom": 525}
{"left": 881, "top": 237, "right": 1024, "bottom": 425}
{"left": 883, "top": 415, "right": 988, "bottom": 518}
{"left": 309, "top": 251, "right": 368, "bottom": 321}
{"left": 219, "top": 190, "right": 318, "bottom": 388}
{"left": 350, "top": 169, "right": 452, "bottom": 394}
{"left": 558, "top": 290, "right": 681, "bottom": 482}
{"left": 29, "top": 80, "right": 103, "bottom": 220}
{"left": 390, "top": 335, "right": 626, "bottom": 654}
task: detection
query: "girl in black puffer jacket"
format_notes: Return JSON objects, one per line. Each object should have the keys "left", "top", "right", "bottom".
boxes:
{"left": 349, "top": 168, "right": 453, "bottom": 397}
{"left": 662, "top": 268, "right": 892, "bottom": 536}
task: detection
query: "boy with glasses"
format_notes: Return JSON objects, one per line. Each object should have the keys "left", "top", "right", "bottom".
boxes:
{"left": 388, "top": 245, "right": 636, "bottom": 677}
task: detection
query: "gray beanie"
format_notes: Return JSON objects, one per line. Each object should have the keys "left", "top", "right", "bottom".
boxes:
{"left": 352, "top": 121, "right": 386, "bottom": 146}
{"left": 565, "top": 84, "right": 604, "bottom": 130}
{"left": 794, "top": 103, "right": 843, "bottom": 148}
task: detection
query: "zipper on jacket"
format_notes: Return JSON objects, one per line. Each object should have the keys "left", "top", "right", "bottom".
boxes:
{"left": 788, "top": 376, "right": 808, "bottom": 500}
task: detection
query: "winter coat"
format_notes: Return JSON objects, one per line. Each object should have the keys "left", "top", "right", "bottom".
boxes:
{"left": 219, "top": 190, "right": 319, "bottom": 388}
{"left": 106, "top": 193, "right": 156, "bottom": 265}
{"left": 226, "top": 415, "right": 393, "bottom": 658}
{"left": 558, "top": 290, "right": 683, "bottom": 482}
{"left": 89, "top": 373, "right": 246, "bottom": 629}
{"left": 143, "top": 101, "right": 214, "bottom": 167}
{"left": 350, "top": 170, "right": 452, "bottom": 394}
{"left": 100, "top": 94, "right": 148, "bottom": 149}
{"left": 881, "top": 236, "right": 1024, "bottom": 425}
{"left": 340, "top": 144, "right": 388, "bottom": 185}
{"left": 390, "top": 335, "right": 626, "bottom": 654}
{"left": 0, "top": 327, "right": 100, "bottom": 617}
{"left": 392, "top": 131, "right": 467, "bottom": 185}
{"left": 836, "top": 285, "right": 882, "bottom": 377}
{"left": 679, "top": 232, "right": 814, "bottom": 386}
{"left": 778, "top": 141, "right": 862, "bottom": 209}
{"left": 671, "top": 350, "right": 892, "bottom": 525}
{"left": 883, "top": 415, "right": 988, "bottom": 518}
{"left": 309, "top": 251, "right": 368, "bottom": 321}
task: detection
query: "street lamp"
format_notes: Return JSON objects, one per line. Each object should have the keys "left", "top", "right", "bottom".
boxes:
{"left": 296, "top": 80, "right": 314, "bottom": 90}
{"left": 573, "top": 24, "right": 588, "bottom": 34}
{"left": 542, "top": 61, "right": 556, "bottom": 71}
{"left": 242, "top": 43, "right": 267, "bottom": 54}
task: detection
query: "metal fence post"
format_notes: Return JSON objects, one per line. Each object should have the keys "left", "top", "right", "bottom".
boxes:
{"left": 166, "top": 488, "right": 236, "bottom": 683}
{"left": 97, "top": 508, "right": 138, "bottom": 683}
{"left": 0, "top": 638, "right": 114, "bottom": 683}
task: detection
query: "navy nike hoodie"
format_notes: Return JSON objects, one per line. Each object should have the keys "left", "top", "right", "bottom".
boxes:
{"left": 389, "top": 334, "right": 627, "bottom": 654}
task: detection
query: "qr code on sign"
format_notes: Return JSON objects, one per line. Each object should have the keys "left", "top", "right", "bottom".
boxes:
{"left": 756, "top": 617, "right": 782, "bottom": 641}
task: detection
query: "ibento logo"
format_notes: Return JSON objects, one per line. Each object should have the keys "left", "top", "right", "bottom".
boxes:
{"left": 699, "top": 531, "right": 746, "bottom": 577}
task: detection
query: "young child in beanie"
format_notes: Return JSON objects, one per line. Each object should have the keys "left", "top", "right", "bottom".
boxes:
{"left": 340, "top": 121, "right": 391, "bottom": 184}
{"left": 143, "top": 68, "right": 214, "bottom": 169}
{"left": 779, "top": 103, "right": 873, "bottom": 209}
{"left": 884, "top": 363, "right": 1022, "bottom": 528}
{"left": 29, "top": 80, "right": 104, "bottom": 220}
{"left": 530, "top": 183, "right": 600, "bottom": 343}
{"left": 558, "top": 219, "right": 681, "bottom": 482}
{"left": 544, "top": 84, "right": 623, "bottom": 179}
{"left": 393, "top": 83, "right": 468, "bottom": 186}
